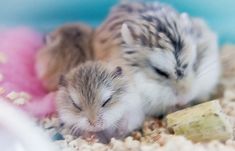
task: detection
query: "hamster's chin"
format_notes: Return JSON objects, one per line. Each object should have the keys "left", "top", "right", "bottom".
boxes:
{"left": 82, "top": 119, "right": 120, "bottom": 132}
{"left": 84, "top": 124, "right": 107, "bottom": 132}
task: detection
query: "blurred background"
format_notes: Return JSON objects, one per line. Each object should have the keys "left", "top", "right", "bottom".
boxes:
{"left": 0, "top": 0, "right": 234, "bottom": 44}
{"left": 0, "top": 1, "right": 234, "bottom": 150}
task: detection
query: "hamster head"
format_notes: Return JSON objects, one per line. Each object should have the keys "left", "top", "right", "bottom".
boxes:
{"left": 56, "top": 62, "right": 127, "bottom": 132}
{"left": 121, "top": 12, "right": 197, "bottom": 97}
{"left": 44, "top": 23, "right": 93, "bottom": 49}
{"left": 36, "top": 23, "right": 93, "bottom": 90}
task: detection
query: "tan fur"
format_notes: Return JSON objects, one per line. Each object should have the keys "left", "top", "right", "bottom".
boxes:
{"left": 56, "top": 61, "right": 128, "bottom": 133}
{"left": 92, "top": 2, "right": 174, "bottom": 60}
{"left": 92, "top": 3, "right": 140, "bottom": 60}
{"left": 36, "top": 23, "right": 94, "bottom": 91}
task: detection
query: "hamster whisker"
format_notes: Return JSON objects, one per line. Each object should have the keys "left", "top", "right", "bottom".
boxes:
{"left": 70, "top": 125, "right": 77, "bottom": 134}
{"left": 197, "top": 58, "right": 219, "bottom": 79}
{"left": 70, "top": 124, "right": 81, "bottom": 136}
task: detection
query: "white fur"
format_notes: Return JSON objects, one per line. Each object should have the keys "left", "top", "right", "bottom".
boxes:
{"left": 122, "top": 88, "right": 145, "bottom": 131}
{"left": 69, "top": 88, "right": 80, "bottom": 103}
{"left": 121, "top": 23, "right": 135, "bottom": 45}
{"left": 149, "top": 50, "right": 176, "bottom": 75}
{"left": 191, "top": 54, "right": 220, "bottom": 102}
{"left": 101, "top": 87, "right": 114, "bottom": 102}
{"left": 103, "top": 86, "right": 145, "bottom": 139}
{"left": 0, "top": 98, "right": 58, "bottom": 151}
{"left": 133, "top": 72, "right": 178, "bottom": 115}
{"left": 191, "top": 30, "right": 221, "bottom": 102}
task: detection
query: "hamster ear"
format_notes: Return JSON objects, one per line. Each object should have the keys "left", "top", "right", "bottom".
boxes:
{"left": 58, "top": 75, "right": 67, "bottom": 87}
{"left": 121, "top": 23, "right": 135, "bottom": 45}
{"left": 180, "top": 13, "right": 192, "bottom": 28}
{"left": 43, "top": 33, "right": 53, "bottom": 44}
{"left": 111, "top": 66, "right": 122, "bottom": 79}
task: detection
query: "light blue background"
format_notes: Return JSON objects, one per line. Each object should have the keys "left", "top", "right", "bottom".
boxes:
{"left": 0, "top": 0, "right": 234, "bottom": 44}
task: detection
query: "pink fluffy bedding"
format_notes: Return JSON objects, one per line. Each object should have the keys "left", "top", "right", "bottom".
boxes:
{"left": 0, "top": 27, "right": 56, "bottom": 118}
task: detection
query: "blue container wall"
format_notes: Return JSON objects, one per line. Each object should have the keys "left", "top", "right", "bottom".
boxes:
{"left": 0, "top": 0, "right": 234, "bottom": 44}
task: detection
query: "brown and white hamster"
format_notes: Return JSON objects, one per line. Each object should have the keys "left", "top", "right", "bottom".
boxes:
{"left": 93, "top": 2, "right": 220, "bottom": 116}
{"left": 56, "top": 61, "right": 144, "bottom": 142}
{"left": 36, "top": 23, "right": 94, "bottom": 91}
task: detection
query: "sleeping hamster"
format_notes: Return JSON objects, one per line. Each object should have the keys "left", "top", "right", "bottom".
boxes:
{"left": 36, "top": 23, "right": 94, "bottom": 91}
{"left": 56, "top": 61, "right": 144, "bottom": 142}
{"left": 93, "top": 2, "right": 221, "bottom": 115}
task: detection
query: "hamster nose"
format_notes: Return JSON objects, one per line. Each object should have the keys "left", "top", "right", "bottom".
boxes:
{"left": 176, "top": 69, "right": 184, "bottom": 80}
{"left": 88, "top": 119, "right": 96, "bottom": 126}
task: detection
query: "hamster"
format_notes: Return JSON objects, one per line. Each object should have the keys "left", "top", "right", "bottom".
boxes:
{"left": 56, "top": 61, "right": 144, "bottom": 143}
{"left": 93, "top": 2, "right": 221, "bottom": 116}
{"left": 36, "top": 23, "right": 94, "bottom": 91}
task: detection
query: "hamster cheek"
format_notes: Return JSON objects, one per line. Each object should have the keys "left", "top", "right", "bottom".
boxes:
{"left": 59, "top": 110, "right": 86, "bottom": 128}
{"left": 75, "top": 117, "right": 90, "bottom": 130}
{"left": 102, "top": 102, "right": 126, "bottom": 128}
